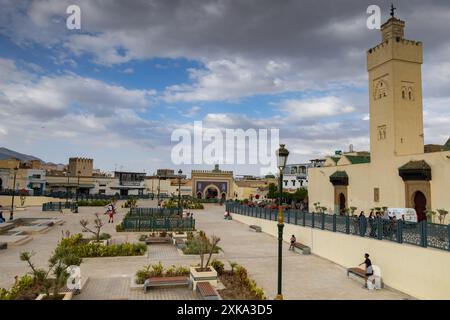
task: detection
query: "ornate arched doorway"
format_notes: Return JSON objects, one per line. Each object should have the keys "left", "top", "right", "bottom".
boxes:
{"left": 414, "top": 191, "right": 427, "bottom": 222}
{"left": 197, "top": 192, "right": 202, "bottom": 199}
{"left": 205, "top": 187, "right": 219, "bottom": 199}
{"left": 339, "top": 193, "right": 346, "bottom": 214}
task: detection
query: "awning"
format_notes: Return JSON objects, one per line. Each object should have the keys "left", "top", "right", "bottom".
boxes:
{"left": 398, "top": 160, "right": 431, "bottom": 181}
{"left": 329, "top": 171, "right": 349, "bottom": 186}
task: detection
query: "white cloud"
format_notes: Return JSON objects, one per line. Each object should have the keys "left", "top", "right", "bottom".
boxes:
{"left": 280, "top": 96, "right": 356, "bottom": 119}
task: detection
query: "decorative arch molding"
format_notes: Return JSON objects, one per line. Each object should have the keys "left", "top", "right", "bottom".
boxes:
{"left": 374, "top": 79, "right": 389, "bottom": 100}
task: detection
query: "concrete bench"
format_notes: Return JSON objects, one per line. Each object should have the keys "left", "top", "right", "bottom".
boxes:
{"left": 249, "top": 225, "right": 262, "bottom": 232}
{"left": 347, "top": 266, "right": 384, "bottom": 288}
{"left": 143, "top": 276, "right": 189, "bottom": 293}
{"left": 196, "top": 281, "right": 220, "bottom": 300}
{"left": 0, "top": 242, "right": 7, "bottom": 250}
{"left": 293, "top": 242, "right": 311, "bottom": 255}
{"left": 145, "top": 237, "right": 172, "bottom": 245}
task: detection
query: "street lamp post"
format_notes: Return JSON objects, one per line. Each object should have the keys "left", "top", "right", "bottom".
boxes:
{"left": 177, "top": 169, "right": 183, "bottom": 211}
{"left": 9, "top": 166, "right": 18, "bottom": 220}
{"left": 275, "top": 144, "right": 289, "bottom": 300}
{"left": 157, "top": 175, "right": 161, "bottom": 207}
{"left": 66, "top": 175, "right": 70, "bottom": 205}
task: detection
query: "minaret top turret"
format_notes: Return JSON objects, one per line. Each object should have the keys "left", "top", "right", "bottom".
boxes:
{"left": 381, "top": 4, "right": 405, "bottom": 41}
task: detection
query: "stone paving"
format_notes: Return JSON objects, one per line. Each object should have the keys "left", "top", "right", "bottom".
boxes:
{"left": 0, "top": 200, "right": 412, "bottom": 300}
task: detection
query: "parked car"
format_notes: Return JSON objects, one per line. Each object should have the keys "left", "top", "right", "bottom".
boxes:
{"left": 383, "top": 208, "right": 418, "bottom": 223}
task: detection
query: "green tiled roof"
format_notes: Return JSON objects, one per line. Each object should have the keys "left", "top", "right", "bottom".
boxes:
{"left": 399, "top": 160, "right": 431, "bottom": 170}
{"left": 330, "top": 171, "right": 348, "bottom": 178}
{"left": 330, "top": 156, "right": 340, "bottom": 164}
{"left": 444, "top": 138, "right": 450, "bottom": 151}
{"left": 345, "top": 155, "right": 371, "bottom": 164}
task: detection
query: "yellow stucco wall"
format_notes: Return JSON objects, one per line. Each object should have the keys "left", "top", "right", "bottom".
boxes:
{"left": 309, "top": 151, "right": 450, "bottom": 223}
{"left": 233, "top": 214, "right": 450, "bottom": 300}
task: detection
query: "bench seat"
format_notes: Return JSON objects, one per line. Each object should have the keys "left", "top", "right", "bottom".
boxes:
{"left": 196, "top": 281, "right": 220, "bottom": 300}
{"left": 143, "top": 276, "right": 189, "bottom": 293}
{"left": 249, "top": 225, "right": 262, "bottom": 232}
{"left": 145, "top": 237, "right": 172, "bottom": 245}
{"left": 293, "top": 242, "right": 310, "bottom": 255}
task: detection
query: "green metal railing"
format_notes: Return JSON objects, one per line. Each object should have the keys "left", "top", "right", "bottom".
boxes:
{"left": 122, "top": 216, "right": 195, "bottom": 231}
{"left": 226, "top": 203, "right": 450, "bottom": 252}
{"left": 42, "top": 202, "right": 78, "bottom": 212}
{"left": 129, "top": 207, "right": 182, "bottom": 216}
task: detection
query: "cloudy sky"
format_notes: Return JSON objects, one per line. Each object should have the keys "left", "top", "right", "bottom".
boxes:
{"left": 0, "top": 0, "right": 449, "bottom": 176}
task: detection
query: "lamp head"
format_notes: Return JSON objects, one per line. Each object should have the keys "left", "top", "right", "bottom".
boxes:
{"left": 276, "top": 144, "right": 289, "bottom": 171}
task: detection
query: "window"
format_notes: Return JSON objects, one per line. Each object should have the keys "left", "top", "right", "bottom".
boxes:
{"left": 99, "top": 189, "right": 106, "bottom": 194}
{"left": 377, "top": 125, "right": 387, "bottom": 140}
{"left": 291, "top": 180, "right": 296, "bottom": 186}
{"left": 374, "top": 79, "right": 388, "bottom": 101}
{"left": 284, "top": 180, "right": 288, "bottom": 186}
{"left": 374, "top": 188, "right": 380, "bottom": 202}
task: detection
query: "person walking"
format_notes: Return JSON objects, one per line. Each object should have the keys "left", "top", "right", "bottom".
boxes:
{"left": 289, "top": 235, "right": 296, "bottom": 251}
{"left": 359, "top": 253, "right": 374, "bottom": 288}
{"left": 106, "top": 200, "right": 116, "bottom": 223}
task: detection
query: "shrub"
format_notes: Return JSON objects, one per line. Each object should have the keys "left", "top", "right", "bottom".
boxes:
{"left": 99, "top": 233, "right": 111, "bottom": 240}
{"left": 210, "top": 259, "right": 224, "bottom": 275}
{"left": 115, "top": 223, "right": 124, "bottom": 232}
{"left": 175, "top": 266, "right": 190, "bottom": 276}
{"left": 57, "top": 234, "right": 146, "bottom": 258}
{"left": 77, "top": 200, "right": 110, "bottom": 207}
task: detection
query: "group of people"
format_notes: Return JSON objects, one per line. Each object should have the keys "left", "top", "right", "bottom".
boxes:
{"left": 352, "top": 211, "right": 398, "bottom": 238}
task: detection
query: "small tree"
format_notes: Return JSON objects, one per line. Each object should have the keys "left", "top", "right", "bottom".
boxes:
{"left": 425, "top": 210, "right": 436, "bottom": 223}
{"left": 437, "top": 209, "right": 449, "bottom": 224}
{"left": 228, "top": 261, "right": 238, "bottom": 274}
{"left": 194, "top": 233, "right": 221, "bottom": 271}
{"left": 80, "top": 213, "right": 104, "bottom": 243}
{"left": 350, "top": 207, "right": 357, "bottom": 216}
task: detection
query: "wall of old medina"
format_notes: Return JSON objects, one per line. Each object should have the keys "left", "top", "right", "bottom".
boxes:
{"left": 0, "top": 196, "right": 61, "bottom": 207}
{"left": 309, "top": 151, "right": 450, "bottom": 223}
{"left": 233, "top": 214, "right": 450, "bottom": 300}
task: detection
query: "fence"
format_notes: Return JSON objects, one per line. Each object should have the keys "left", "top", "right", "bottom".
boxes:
{"left": 129, "top": 207, "right": 182, "bottom": 216}
{"left": 122, "top": 216, "right": 195, "bottom": 232}
{"left": 226, "top": 203, "right": 450, "bottom": 252}
{"left": 42, "top": 202, "right": 78, "bottom": 212}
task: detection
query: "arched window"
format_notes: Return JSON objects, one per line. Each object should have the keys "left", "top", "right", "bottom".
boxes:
{"left": 374, "top": 79, "right": 388, "bottom": 100}
{"left": 408, "top": 87, "right": 414, "bottom": 100}
{"left": 401, "top": 86, "right": 406, "bottom": 99}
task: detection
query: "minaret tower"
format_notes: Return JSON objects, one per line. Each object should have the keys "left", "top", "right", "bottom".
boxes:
{"left": 367, "top": 6, "right": 424, "bottom": 162}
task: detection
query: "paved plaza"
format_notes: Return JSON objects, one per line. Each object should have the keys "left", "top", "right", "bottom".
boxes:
{"left": 0, "top": 201, "right": 412, "bottom": 300}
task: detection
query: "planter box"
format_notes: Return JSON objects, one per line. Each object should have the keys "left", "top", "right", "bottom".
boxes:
{"left": 189, "top": 266, "right": 217, "bottom": 291}
{"left": 172, "top": 232, "right": 188, "bottom": 244}
{"left": 35, "top": 292, "right": 73, "bottom": 300}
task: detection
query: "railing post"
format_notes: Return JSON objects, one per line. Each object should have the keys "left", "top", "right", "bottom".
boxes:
{"left": 345, "top": 215, "right": 350, "bottom": 234}
{"left": 377, "top": 217, "right": 383, "bottom": 240}
{"left": 302, "top": 212, "right": 306, "bottom": 226}
{"left": 287, "top": 210, "right": 291, "bottom": 224}
{"left": 264, "top": 208, "right": 267, "bottom": 220}
{"left": 333, "top": 214, "right": 336, "bottom": 232}
{"left": 295, "top": 210, "right": 298, "bottom": 225}
{"left": 321, "top": 213, "right": 325, "bottom": 230}
{"left": 421, "top": 220, "right": 428, "bottom": 248}
{"left": 312, "top": 213, "right": 315, "bottom": 228}
{"left": 397, "top": 220, "right": 403, "bottom": 243}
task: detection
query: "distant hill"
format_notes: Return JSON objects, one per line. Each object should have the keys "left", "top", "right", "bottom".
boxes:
{"left": 0, "top": 147, "right": 43, "bottom": 162}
